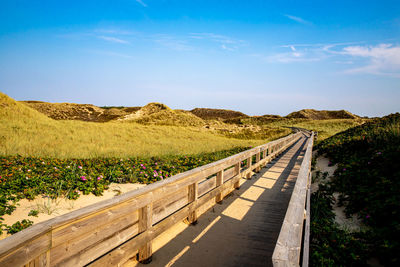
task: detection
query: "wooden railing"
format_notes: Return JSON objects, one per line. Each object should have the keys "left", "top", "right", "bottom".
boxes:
{"left": 272, "top": 131, "right": 314, "bottom": 267}
{"left": 0, "top": 132, "right": 303, "bottom": 267}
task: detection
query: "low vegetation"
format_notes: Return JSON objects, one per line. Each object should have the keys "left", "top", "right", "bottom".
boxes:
{"left": 311, "top": 113, "right": 400, "bottom": 266}
{"left": 0, "top": 147, "right": 250, "bottom": 235}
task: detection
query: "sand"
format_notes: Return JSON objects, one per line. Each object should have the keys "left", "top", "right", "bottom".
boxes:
{"left": 0, "top": 183, "right": 146, "bottom": 240}
{"left": 312, "top": 154, "right": 361, "bottom": 232}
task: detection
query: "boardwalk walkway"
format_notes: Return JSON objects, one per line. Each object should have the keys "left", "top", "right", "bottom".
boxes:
{"left": 134, "top": 135, "right": 308, "bottom": 267}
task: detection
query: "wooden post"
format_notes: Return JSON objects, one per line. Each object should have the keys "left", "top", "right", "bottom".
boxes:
{"left": 246, "top": 157, "right": 252, "bottom": 179}
{"left": 262, "top": 150, "right": 267, "bottom": 167}
{"left": 137, "top": 203, "right": 153, "bottom": 264}
{"left": 216, "top": 170, "right": 224, "bottom": 203}
{"left": 187, "top": 182, "right": 198, "bottom": 224}
{"left": 255, "top": 152, "right": 261, "bottom": 172}
{"left": 234, "top": 163, "right": 240, "bottom": 189}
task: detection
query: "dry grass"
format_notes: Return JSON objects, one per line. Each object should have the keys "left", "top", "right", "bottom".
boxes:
{"left": 1, "top": 93, "right": 269, "bottom": 158}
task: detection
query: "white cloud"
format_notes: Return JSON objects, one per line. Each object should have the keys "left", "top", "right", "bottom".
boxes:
{"left": 136, "top": 0, "right": 147, "bottom": 7}
{"left": 341, "top": 44, "right": 400, "bottom": 77}
{"left": 284, "top": 14, "right": 312, "bottom": 25}
{"left": 98, "top": 36, "right": 130, "bottom": 44}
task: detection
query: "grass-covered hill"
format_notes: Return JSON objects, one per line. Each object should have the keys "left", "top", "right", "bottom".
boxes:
{"left": 190, "top": 107, "right": 248, "bottom": 120}
{"left": 312, "top": 113, "right": 400, "bottom": 266}
{"left": 0, "top": 92, "right": 266, "bottom": 158}
{"left": 22, "top": 100, "right": 141, "bottom": 122}
{"left": 286, "top": 109, "right": 359, "bottom": 120}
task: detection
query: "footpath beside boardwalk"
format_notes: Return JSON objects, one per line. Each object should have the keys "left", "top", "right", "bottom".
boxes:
{"left": 133, "top": 136, "right": 308, "bottom": 267}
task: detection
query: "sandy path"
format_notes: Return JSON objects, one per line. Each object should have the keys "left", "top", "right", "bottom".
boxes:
{"left": 127, "top": 136, "right": 308, "bottom": 267}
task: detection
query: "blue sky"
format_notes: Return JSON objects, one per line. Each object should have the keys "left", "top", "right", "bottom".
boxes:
{"left": 0, "top": 0, "right": 399, "bottom": 117}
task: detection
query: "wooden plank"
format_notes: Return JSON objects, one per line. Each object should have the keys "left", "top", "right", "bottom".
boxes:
{"left": 52, "top": 198, "right": 141, "bottom": 247}
{"left": 187, "top": 182, "right": 199, "bottom": 224}
{"left": 152, "top": 187, "right": 188, "bottom": 224}
{"left": 0, "top": 231, "right": 51, "bottom": 267}
{"left": 138, "top": 203, "right": 153, "bottom": 262}
{"left": 50, "top": 213, "right": 139, "bottom": 266}
{"left": 57, "top": 219, "right": 140, "bottom": 266}
{"left": 215, "top": 170, "right": 224, "bottom": 203}
{"left": 223, "top": 167, "right": 236, "bottom": 182}
{"left": 198, "top": 176, "right": 216, "bottom": 197}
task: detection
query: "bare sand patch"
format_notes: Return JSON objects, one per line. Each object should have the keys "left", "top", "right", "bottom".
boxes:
{"left": 312, "top": 154, "right": 361, "bottom": 232}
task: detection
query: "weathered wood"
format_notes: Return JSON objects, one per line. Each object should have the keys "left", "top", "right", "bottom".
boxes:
{"left": 56, "top": 219, "right": 140, "bottom": 266}
{"left": 302, "top": 184, "right": 311, "bottom": 267}
{"left": 272, "top": 132, "right": 314, "bottom": 267}
{"left": 52, "top": 198, "right": 140, "bottom": 247}
{"left": 234, "top": 162, "right": 240, "bottom": 189}
{"left": 152, "top": 187, "right": 188, "bottom": 224}
{"left": 198, "top": 176, "right": 216, "bottom": 197}
{"left": 216, "top": 170, "right": 224, "bottom": 203}
{"left": 246, "top": 157, "right": 252, "bottom": 179}
{"left": 223, "top": 166, "right": 236, "bottom": 182}
{"left": 0, "top": 231, "right": 51, "bottom": 267}
{"left": 50, "top": 213, "right": 139, "bottom": 266}
{"left": 138, "top": 203, "right": 153, "bottom": 263}
{"left": 255, "top": 152, "right": 261, "bottom": 172}
{"left": 187, "top": 182, "right": 199, "bottom": 224}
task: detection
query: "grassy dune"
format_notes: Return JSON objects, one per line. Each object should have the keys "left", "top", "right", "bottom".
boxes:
{"left": 0, "top": 93, "right": 267, "bottom": 158}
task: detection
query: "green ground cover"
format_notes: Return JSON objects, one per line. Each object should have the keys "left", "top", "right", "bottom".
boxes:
{"left": 0, "top": 147, "right": 250, "bottom": 235}
{"left": 312, "top": 113, "right": 400, "bottom": 266}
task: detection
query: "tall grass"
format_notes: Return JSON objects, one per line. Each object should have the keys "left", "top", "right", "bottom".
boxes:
{"left": 0, "top": 93, "right": 268, "bottom": 158}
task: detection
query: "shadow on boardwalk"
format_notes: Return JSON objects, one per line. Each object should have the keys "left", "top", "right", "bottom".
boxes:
{"left": 133, "top": 136, "right": 307, "bottom": 267}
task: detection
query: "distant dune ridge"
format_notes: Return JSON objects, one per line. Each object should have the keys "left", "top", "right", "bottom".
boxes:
{"left": 21, "top": 101, "right": 141, "bottom": 122}
{"left": 285, "top": 109, "right": 359, "bottom": 120}
{"left": 190, "top": 108, "right": 249, "bottom": 120}
{"left": 19, "top": 100, "right": 360, "bottom": 122}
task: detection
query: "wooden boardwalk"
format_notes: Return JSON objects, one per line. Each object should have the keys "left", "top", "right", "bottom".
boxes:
{"left": 0, "top": 132, "right": 311, "bottom": 267}
{"left": 136, "top": 136, "right": 308, "bottom": 267}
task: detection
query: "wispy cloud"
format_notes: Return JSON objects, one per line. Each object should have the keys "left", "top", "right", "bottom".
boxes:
{"left": 341, "top": 44, "right": 400, "bottom": 77}
{"left": 267, "top": 51, "right": 321, "bottom": 63}
{"left": 88, "top": 50, "right": 132, "bottom": 59}
{"left": 94, "top": 28, "right": 135, "bottom": 35}
{"left": 284, "top": 14, "right": 312, "bottom": 25}
{"left": 98, "top": 35, "right": 130, "bottom": 44}
{"left": 189, "top": 33, "right": 246, "bottom": 51}
{"left": 135, "top": 0, "right": 147, "bottom": 7}
{"left": 269, "top": 41, "right": 400, "bottom": 77}
{"left": 154, "top": 34, "right": 192, "bottom": 51}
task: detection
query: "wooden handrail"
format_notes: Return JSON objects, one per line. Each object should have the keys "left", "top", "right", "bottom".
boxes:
{"left": 272, "top": 131, "right": 314, "bottom": 267}
{"left": 0, "top": 132, "right": 302, "bottom": 267}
